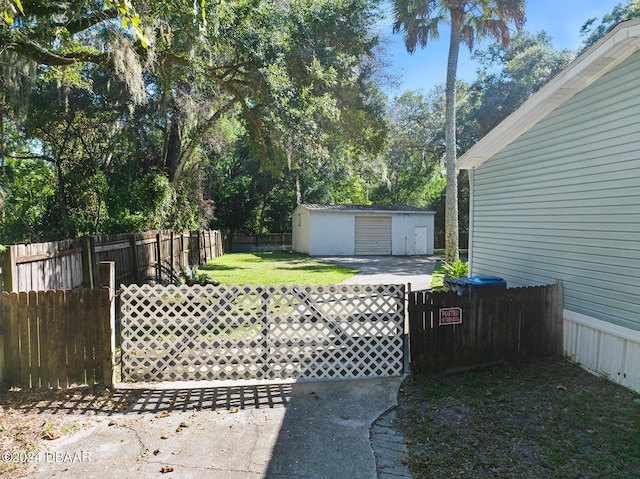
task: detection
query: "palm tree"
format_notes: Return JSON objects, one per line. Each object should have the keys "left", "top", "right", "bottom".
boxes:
{"left": 393, "top": 0, "right": 526, "bottom": 263}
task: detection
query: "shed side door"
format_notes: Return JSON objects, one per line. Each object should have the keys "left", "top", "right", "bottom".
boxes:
{"left": 354, "top": 216, "right": 392, "bottom": 255}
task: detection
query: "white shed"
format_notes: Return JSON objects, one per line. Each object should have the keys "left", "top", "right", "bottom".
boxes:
{"left": 292, "top": 204, "right": 436, "bottom": 256}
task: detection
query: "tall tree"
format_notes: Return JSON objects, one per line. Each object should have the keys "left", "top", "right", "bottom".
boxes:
{"left": 461, "top": 31, "right": 573, "bottom": 145}
{"left": 392, "top": 0, "right": 526, "bottom": 263}
{"left": 1, "top": 0, "right": 388, "bottom": 240}
{"left": 371, "top": 90, "right": 444, "bottom": 206}
{"left": 579, "top": 0, "right": 640, "bottom": 52}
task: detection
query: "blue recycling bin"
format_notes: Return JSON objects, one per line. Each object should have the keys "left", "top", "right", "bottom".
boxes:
{"left": 444, "top": 276, "right": 507, "bottom": 295}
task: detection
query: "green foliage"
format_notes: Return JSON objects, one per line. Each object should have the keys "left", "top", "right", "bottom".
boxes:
{"left": 441, "top": 259, "right": 468, "bottom": 278}
{"left": 579, "top": 0, "right": 640, "bottom": 52}
{"left": 462, "top": 31, "right": 574, "bottom": 144}
{"left": 0, "top": 157, "right": 56, "bottom": 243}
{"left": 370, "top": 90, "right": 443, "bottom": 206}
{"left": 429, "top": 259, "right": 468, "bottom": 291}
{"left": 152, "top": 261, "right": 220, "bottom": 287}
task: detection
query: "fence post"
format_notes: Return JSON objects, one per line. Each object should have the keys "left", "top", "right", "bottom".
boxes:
{"left": 169, "top": 231, "right": 175, "bottom": 278}
{"left": 98, "top": 261, "right": 116, "bottom": 388}
{"left": 182, "top": 232, "right": 189, "bottom": 269}
{"left": 81, "top": 237, "right": 95, "bottom": 288}
{"left": 155, "top": 232, "right": 161, "bottom": 282}
{"left": 3, "top": 246, "right": 18, "bottom": 292}
{"left": 129, "top": 234, "right": 140, "bottom": 284}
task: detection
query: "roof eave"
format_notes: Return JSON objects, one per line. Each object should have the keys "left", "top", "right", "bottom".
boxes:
{"left": 458, "top": 18, "right": 640, "bottom": 170}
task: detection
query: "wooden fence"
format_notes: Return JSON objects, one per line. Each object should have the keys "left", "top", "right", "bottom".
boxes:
{"left": 2, "top": 229, "right": 223, "bottom": 293}
{"left": 0, "top": 262, "right": 116, "bottom": 388}
{"left": 230, "top": 233, "right": 292, "bottom": 252}
{"left": 408, "top": 283, "right": 563, "bottom": 375}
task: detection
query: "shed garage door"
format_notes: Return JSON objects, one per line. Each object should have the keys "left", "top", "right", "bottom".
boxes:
{"left": 355, "top": 216, "right": 391, "bottom": 255}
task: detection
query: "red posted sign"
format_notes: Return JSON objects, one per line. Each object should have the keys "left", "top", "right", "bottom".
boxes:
{"left": 439, "top": 307, "right": 462, "bottom": 325}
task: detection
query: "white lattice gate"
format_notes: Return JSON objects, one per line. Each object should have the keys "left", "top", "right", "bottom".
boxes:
{"left": 119, "top": 283, "right": 405, "bottom": 382}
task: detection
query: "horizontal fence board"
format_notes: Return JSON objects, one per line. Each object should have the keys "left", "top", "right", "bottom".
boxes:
{"left": 408, "top": 283, "right": 563, "bottom": 375}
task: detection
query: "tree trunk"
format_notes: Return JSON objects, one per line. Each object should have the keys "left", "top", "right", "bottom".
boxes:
{"left": 444, "top": 9, "right": 462, "bottom": 264}
{"left": 165, "top": 114, "right": 183, "bottom": 184}
{"left": 54, "top": 158, "right": 72, "bottom": 238}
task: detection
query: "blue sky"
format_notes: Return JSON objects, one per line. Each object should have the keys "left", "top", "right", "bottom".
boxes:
{"left": 377, "top": 0, "right": 625, "bottom": 95}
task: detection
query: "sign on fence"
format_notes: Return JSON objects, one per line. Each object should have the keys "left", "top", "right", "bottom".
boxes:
{"left": 439, "top": 307, "right": 462, "bottom": 325}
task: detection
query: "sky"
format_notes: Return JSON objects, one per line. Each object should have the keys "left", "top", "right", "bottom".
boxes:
{"left": 377, "top": 0, "right": 625, "bottom": 95}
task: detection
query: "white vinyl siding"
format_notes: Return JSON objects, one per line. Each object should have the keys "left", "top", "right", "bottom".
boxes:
{"left": 470, "top": 50, "right": 640, "bottom": 332}
{"left": 354, "top": 216, "right": 391, "bottom": 255}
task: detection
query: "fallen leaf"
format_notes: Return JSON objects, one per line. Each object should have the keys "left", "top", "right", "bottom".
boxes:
{"left": 43, "top": 430, "right": 62, "bottom": 440}
{"left": 179, "top": 422, "right": 188, "bottom": 428}
{"left": 340, "top": 415, "right": 349, "bottom": 420}
{"left": 230, "top": 407, "right": 239, "bottom": 413}
{"left": 172, "top": 450, "right": 181, "bottom": 455}
{"left": 587, "top": 428, "right": 599, "bottom": 434}
{"left": 175, "top": 427, "right": 183, "bottom": 433}
{"left": 153, "top": 448, "right": 160, "bottom": 456}
{"left": 160, "top": 466, "right": 174, "bottom": 473}
{"left": 160, "top": 434, "right": 170, "bottom": 440}
{"left": 156, "top": 411, "right": 171, "bottom": 418}
{"left": 556, "top": 385, "right": 567, "bottom": 391}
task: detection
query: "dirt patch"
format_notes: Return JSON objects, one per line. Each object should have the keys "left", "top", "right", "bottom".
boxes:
{"left": 0, "top": 385, "right": 141, "bottom": 478}
{"left": 397, "top": 359, "right": 640, "bottom": 479}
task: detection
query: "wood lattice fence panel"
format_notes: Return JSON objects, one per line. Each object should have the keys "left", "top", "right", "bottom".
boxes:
{"left": 120, "top": 283, "right": 405, "bottom": 382}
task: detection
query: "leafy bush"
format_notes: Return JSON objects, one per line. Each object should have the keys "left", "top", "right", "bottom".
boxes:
{"left": 442, "top": 259, "right": 468, "bottom": 278}
{"left": 430, "top": 259, "right": 468, "bottom": 291}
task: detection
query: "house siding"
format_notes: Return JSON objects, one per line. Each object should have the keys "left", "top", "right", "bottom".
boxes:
{"left": 470, "top": 50, "right": 640, "bottom": 333}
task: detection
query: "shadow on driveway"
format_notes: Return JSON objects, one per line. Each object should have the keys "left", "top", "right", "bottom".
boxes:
{"left": 23, "top": 378, "right": 403, "bottom": 479}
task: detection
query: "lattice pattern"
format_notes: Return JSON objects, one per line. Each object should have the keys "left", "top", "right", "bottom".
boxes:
{"left": 120, "top": 283, "right": 405, "bottom": 382}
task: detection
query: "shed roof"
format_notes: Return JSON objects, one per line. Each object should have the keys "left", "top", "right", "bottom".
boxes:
{"left": 297, "top": 204, "right": 435, "bottom": 214}
{"left": 458, "top": 18, "right": 640, "bottom": 170}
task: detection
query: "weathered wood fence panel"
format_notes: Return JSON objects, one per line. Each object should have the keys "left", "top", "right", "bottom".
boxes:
{"left": 3, "top": 239, "right": 84, "bottom": 292}
{"left": 408, "top": 283, "right": 563, "bottom": 375}
{"left": 230, "top": 233, "right": 292, "bottom": 252}
{"left": 0, "top": 262, "right": 116, "bottom": 388}
{"left": 3, "top": 229, "right": 223, "bottom": 293}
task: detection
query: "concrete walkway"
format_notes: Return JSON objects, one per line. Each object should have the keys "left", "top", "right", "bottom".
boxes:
{"left": 26, "top": 378, "right": 410, "bottom": 479}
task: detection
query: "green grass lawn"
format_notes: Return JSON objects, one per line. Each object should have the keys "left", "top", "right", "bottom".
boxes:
{"left": 399, "top": 359, "right": 640, "bottom": 479}
{"left": 197, "top": 252, "right": 359, "bottom": 285}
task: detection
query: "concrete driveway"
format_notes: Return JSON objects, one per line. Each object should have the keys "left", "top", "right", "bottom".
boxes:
{"left": 322, "top": 255, "right": 439, "bottom": 291}
{"left": 26, "top": 378, "right": 410, "bottom": 479}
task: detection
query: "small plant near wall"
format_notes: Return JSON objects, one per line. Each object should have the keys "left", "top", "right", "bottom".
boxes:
{"left": 147, "top": 261, "right": 220, "bottom": 286}
{"left": 442, "top": 259, "right": 468, "bottom": 278}
{"left": 430, "top": 259, "right": 468, "bottom": 291}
